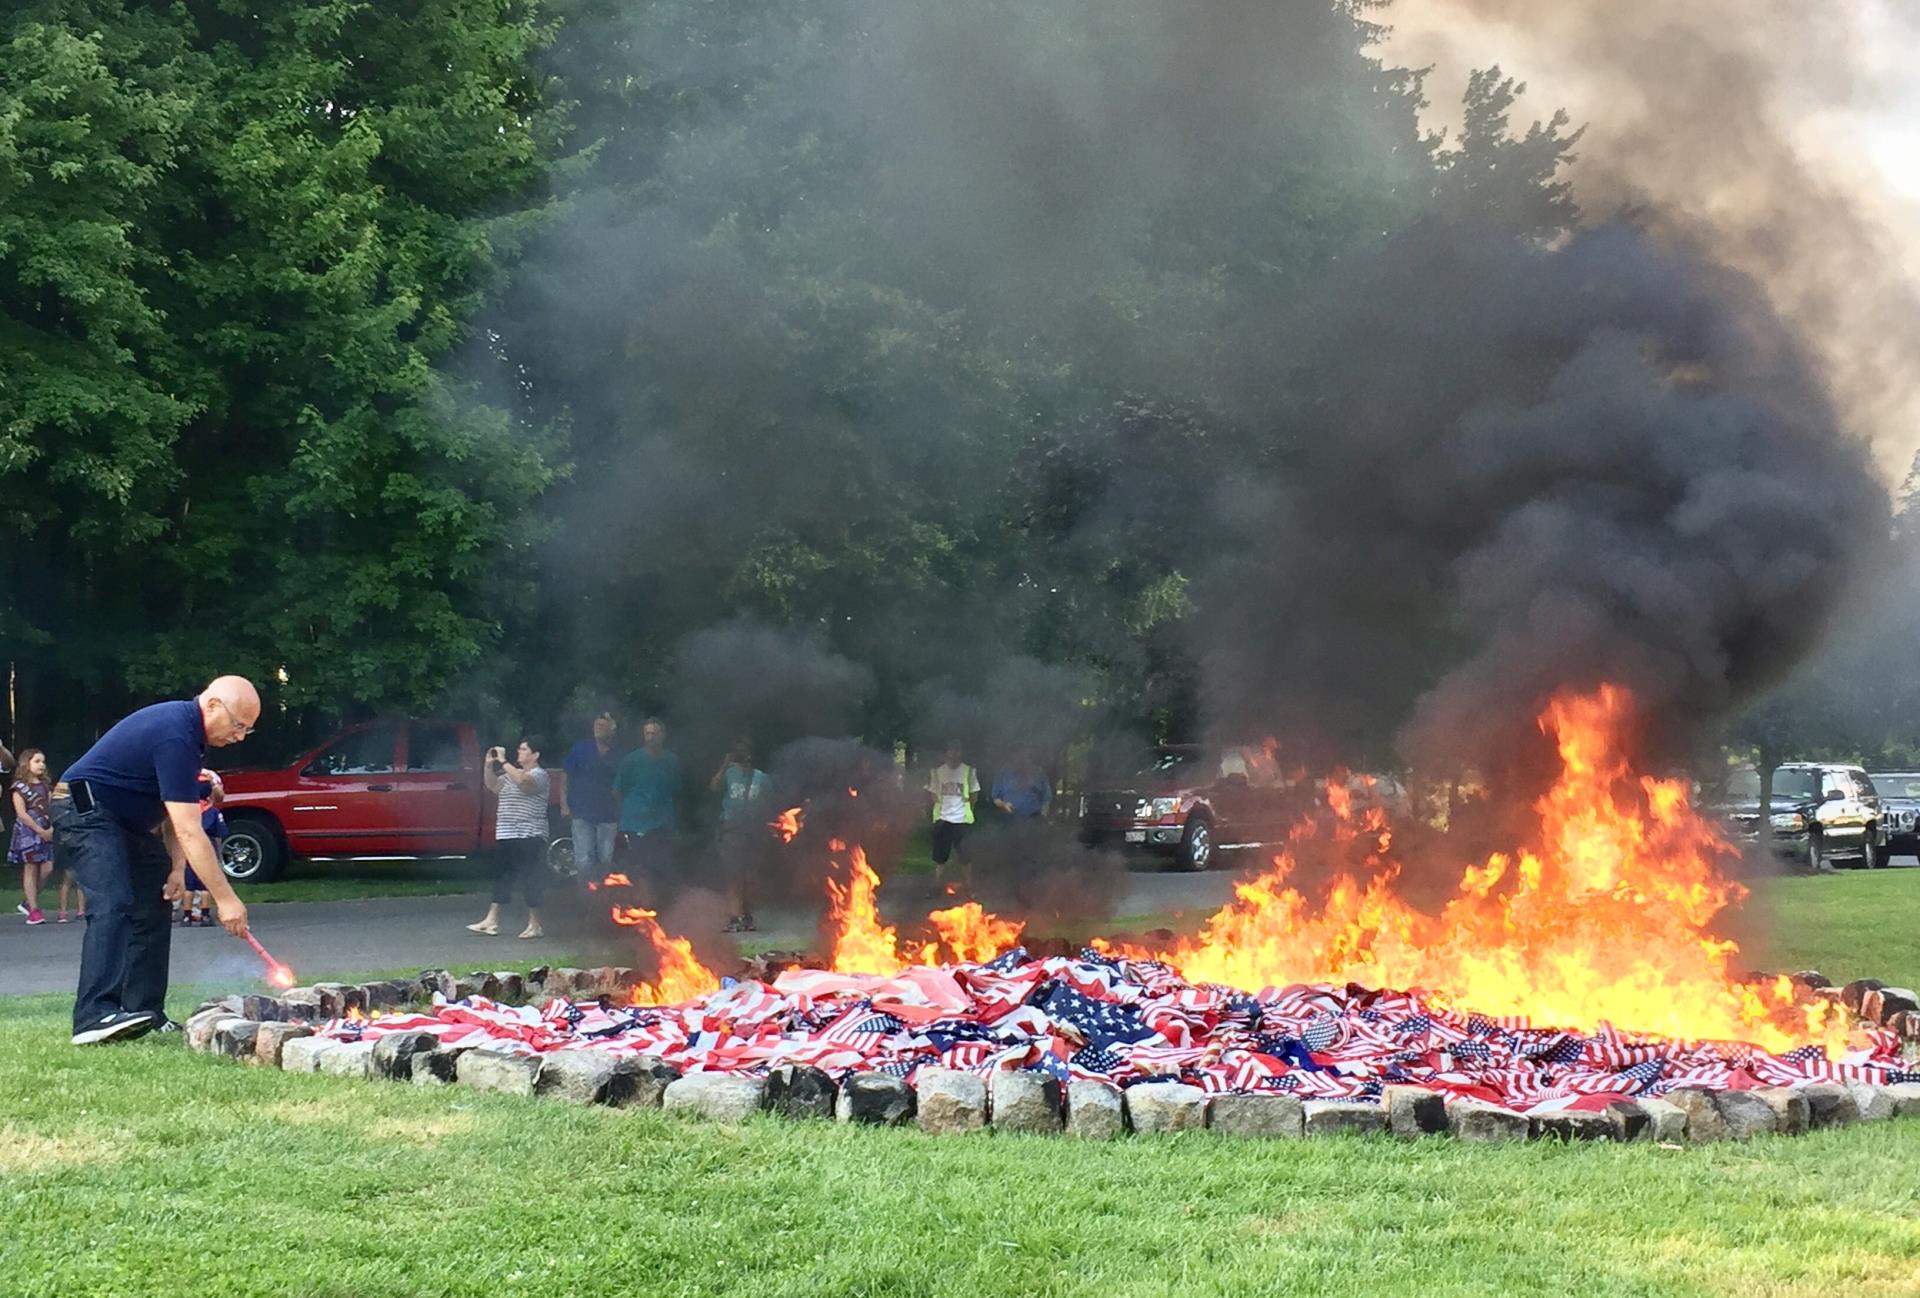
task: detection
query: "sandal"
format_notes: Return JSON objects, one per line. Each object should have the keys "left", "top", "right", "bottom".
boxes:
{"left": 465, "top": 920, "right": 500, "bottom": 936}
{"left": 517, "top": 924, "right": 544, "bottom": 940}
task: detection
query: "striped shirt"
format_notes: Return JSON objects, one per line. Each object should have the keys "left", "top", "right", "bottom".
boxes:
{"left": 495, "top": 765, "right": 550, "bottom": 840}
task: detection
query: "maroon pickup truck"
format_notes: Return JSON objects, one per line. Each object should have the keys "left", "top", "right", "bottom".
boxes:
{"left": 215, "top": 719, "right": 501, "bottom": 882}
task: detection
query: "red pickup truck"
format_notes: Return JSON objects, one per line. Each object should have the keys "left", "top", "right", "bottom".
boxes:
{"left": 215, "top": 719, "right": 502, "bottom": 882}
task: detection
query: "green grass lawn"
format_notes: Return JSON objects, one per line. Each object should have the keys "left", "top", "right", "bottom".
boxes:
{"left": 6, "top": 874, "right": 1920, "bottom": 1297}
{"left": 231, "top": 856, "right": 494, "bottom": 904}
{"left": 1729, "top": 869, "right": 1920, "bottom": 989}
{"left": 2, "top": 976, "right": 1918, "bottom": 1298}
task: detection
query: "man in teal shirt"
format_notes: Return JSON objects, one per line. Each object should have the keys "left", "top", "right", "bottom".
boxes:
{"left": 615, "top": 717, "right": 680, "bottom": 877}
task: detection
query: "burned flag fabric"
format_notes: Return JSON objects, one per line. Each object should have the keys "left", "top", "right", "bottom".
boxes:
{"left": 317, "top": 951, "right": 1912, "bottom": 1117}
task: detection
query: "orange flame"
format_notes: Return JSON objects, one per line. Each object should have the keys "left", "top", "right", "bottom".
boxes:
{"left": 1117, "top": 686, "right": 1837, "bottom": 1051}
{"left": 924, "top": 902, "right": 1025, "bottom": 966}
{"left": 611, "top": 906, "right": 721, "bottom": 1005}
{"left": 345, "top": 1006, "right": 368, "bottom": 1024}
{"left": 268, "top": 965, "right": 296, "bottom": 990}
{"left": 770, "top": 807, "right": 803, "bottom": 843}
{"left": 824, "top": 846, "right": 905, "bottom": 974}
{"left": 601, "top": 873, "right": 631, "bottom": 887}
{"left": 821, "top": 843, "right": 1024, "bottom": 973}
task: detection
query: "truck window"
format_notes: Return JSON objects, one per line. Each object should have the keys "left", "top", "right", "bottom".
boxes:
{"left": 1851, "top": 770, "right": 1880, "bottom": 799}
{"left": 408, "top": 724, "right": 466, "bottom": 772}
{"left": 303, "top": 726, "right": 398, "bottom": 777}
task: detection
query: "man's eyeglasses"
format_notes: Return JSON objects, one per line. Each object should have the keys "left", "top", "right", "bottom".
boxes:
{"left": 213, "top": 698, "right": 258, "bottom": 737}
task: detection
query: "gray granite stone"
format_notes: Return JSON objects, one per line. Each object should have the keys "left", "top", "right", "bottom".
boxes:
{"left": 1066, "top": 1080, "right": 1125, "bottom": 1140}
{"left": 1667, "top": 1088, "right": 1729, "bottom": 1143}
{"left": 280, "top": 1036, "right": 341, "bottom": 1074}
{"left": 990, "top": 1071, "right": 1063, "bottom": 1134}
{"left": 456, "top": 1048, "right": 543, "bottom": 1096}
{"left": 535, "top": 1050, "right": 624, "bottom": 1104}
{"left": 1383, "top": 1085, "right": 1447, "bottom": 1137}
{"left": 1447, "top": 1099, "right": 1529, "bottom": 1143}
{"left": 1801, "top": 1082, "right": 1861, "bottom": 1129}
{"left": 253, "top": 1022, "right": 314, "bottom": 1068}
{"left": 1753, "top": 1087, "right": 1811, "bottom": 1136}
{"left": 1635, "top": 1097, "right": 1688, "bottom": 1143}
{"left": 915, "top": 1068, "right": 988, "bottom": 1134}
{"left": 1846, "top": 1083, "right": 1896, "bottom": 1122}
{"left": 1123, "top": 1082, "right": 1208, "bottom": 1133}
{"left": 1303, "top": 1100, "right": 1386, "bottom": 1137}
{"left": 1531, "top": 1110, "right": 1615, "bottom": 1141}
{"left": 371, "top": 1031, "right": 442, "bottom": 1082}
{"left": 836, "top": 1073, "right": 915, "bottom": 1126}
{"left": 663, "top": 1073, "right": 767, "bottom": 1123}
{"left": 316, "top": 1039, "right": 378, "bottom": 1080}
{"left": 212, "top": 1020, "right": 262, "bottom": 1061}
{"left": 1208, "top": 1093, "right": 1305, "bottom": 1138}
{"left": 764, "top": 1064, "right": 836, "bottom": 1119}
{"left": 1711, "top": 1091, "right": 1779, "bottom": 1141}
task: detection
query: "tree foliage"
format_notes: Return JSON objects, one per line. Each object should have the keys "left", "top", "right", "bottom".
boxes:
{"left": 3, "top": 0, "right": 1589, "bottom": 759}
{"left": 2, "top": 0, "right": 564, "bottom": 753}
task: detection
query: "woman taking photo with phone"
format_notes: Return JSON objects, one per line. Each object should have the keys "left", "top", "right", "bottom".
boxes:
{"left": 467, "top": 736, "right": 550, "bottom": 940}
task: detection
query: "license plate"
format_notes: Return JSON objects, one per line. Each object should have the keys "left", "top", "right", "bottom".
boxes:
{"left": 1124, "top": 830, "right": 1147, "bottom": 843}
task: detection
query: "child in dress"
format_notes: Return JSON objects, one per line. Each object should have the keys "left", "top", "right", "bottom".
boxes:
{"left": 9, "top": 749, "right": 54, "bottom": 925}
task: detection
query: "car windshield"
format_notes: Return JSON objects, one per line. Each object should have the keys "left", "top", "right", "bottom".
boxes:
{"left": 1771, "top": 769, "right": 1820, "bottom": 801}
{"left": 1874, "top": 774, "right": 1920, "bottom": 799}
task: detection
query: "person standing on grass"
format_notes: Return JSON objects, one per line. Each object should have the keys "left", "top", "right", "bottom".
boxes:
{"left": 10, "top": 748, "right": 55, "bottom": 925}
{"left": 926, "top": 739, "right": 980, "bottom": 886}
{"left": 710, "top": 737, "right": 769, "bottom": 932}
{"left": 55, "top": 678, "right": 255, "bottom": 1045}
{"left": 615, "top": 717, "right": 679, "bottom": 882}
{"left": 469, "top": 737, "right": 551, "bottom": 939}
{"left": 560, "top": 711, "right": 622, "bottom": 879}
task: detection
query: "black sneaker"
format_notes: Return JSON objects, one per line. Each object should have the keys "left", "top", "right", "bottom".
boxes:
{"left": 153, "top": 1017, "right": 183, "bottom": 1034}
{"left": 72, "top": 1011, "right": 156, "bottom": 1046}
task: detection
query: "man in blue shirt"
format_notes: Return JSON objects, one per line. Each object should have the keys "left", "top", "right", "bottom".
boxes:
{"left": 56, "top": 677, "right": 259, "bottom": 1045}
{"left": 991, "top": 748, "right": 1054, "bottom": 820}
{"left": 559, "top": 711, "right": 622, "bottom": 876}
{"left": 614, "top": 717, "right": 679, "bottom": 878}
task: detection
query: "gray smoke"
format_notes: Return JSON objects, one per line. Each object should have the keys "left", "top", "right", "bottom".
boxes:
{"left": 1200, "top": 221, "right": 1884, "bottom": 779}
{"left": 504, "top": 0, "right": 1892, "bottom": 814}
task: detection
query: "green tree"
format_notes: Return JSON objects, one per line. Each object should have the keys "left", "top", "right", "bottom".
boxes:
{"left": 2, "top": 0, "right": 566, "bottom": 749}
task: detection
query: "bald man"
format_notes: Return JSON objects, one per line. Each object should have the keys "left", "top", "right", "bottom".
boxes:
{"left": 55, "top": 678, "right": 257, "bottom": 1044}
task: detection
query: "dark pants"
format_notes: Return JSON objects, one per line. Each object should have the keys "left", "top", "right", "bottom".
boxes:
{"left": 623, "top": 828, "right": 676, "bottom": 880}
{"left": 931, "top": 819, "right": 969, "bottom": 865}
{"left": 490, "top": 836, "right": 547, "bottom": 908}
{"left": 53, "top": 800, "right": 173, "bottom": 1034}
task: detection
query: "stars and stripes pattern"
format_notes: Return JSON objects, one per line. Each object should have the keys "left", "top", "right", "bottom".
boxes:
{"left": 313, "top": 950, "right": 1908, "bottom": 1115}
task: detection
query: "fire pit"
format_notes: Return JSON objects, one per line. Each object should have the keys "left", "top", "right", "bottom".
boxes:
{"left": 186, "top": 686, "right": 1920, "bottom": 1142}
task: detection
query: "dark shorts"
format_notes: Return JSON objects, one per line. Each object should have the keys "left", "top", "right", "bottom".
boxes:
{"left": 931, "top": 819, "right": 969, "bottom": 864}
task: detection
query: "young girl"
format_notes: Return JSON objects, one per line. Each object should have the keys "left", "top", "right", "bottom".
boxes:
{"left": 9, "top": 749, "right": 54, "bottom": 925}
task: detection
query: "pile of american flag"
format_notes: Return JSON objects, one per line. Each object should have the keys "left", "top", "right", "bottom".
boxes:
{"left": 319, "top": 948, "right": 1915, "bottom": 1115}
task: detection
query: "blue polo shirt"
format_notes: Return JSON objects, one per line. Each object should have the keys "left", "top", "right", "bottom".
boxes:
{"left": 64, "top": 700, "right": 206, "bottom": 833}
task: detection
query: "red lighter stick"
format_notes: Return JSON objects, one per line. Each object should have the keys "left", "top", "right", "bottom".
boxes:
{"left": 242, "top": 931, "right": 297, "bottom": 988}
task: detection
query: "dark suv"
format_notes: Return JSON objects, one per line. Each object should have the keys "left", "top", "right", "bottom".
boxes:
{"left": 1867, "top": 770, "right": 1920, "bottom": 860}
{"left": 1715, "top": 762, "right": 1886, "bottom": 871}
{"left": 1077, "top": 745, "right": 1331, "bottom": 871}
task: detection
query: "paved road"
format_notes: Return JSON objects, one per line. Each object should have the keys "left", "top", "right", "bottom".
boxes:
{"left": 0, "top": 869, "right": 1241, "bottom": 999}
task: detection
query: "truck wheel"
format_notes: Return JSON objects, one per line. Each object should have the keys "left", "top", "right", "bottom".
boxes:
{"left": 222, "top": 815, "right": 285, "bottom": 884}
{"left": 1807, "top": 833, "right": 1832, "bottom": 874}
{"left": 1177, "top": 817, "right": 1215, "bottom": 872}
{"left": 547, "top": 835, "right": 577, "bottom": 879}
{"left": 1861, "top": 836, "right": 1883, "bottom": 870}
